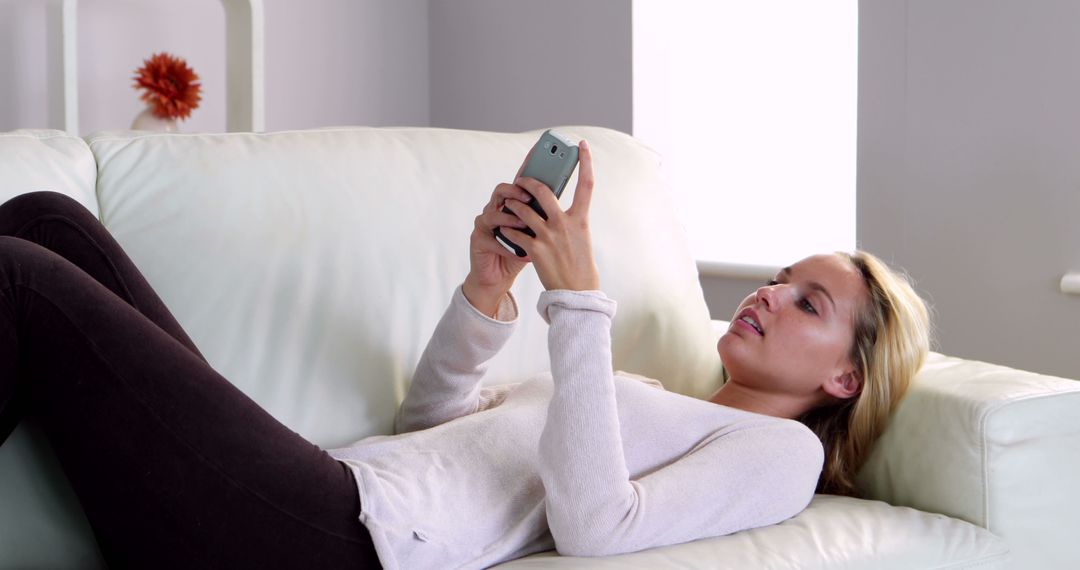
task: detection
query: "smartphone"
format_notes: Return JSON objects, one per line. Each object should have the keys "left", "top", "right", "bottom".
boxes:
{"left": 493, "top": 129, "right": 580, "bottom": 257}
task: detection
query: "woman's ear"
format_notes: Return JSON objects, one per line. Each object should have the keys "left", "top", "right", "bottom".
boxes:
{"left": 824, "top": 368, "right": 862, "bottom": 400}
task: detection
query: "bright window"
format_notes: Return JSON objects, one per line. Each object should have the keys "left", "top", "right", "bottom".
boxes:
{"left": 632, "top": 1, "right": 857, "bottom": 268}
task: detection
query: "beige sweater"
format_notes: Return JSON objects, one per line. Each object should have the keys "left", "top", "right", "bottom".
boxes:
{"left": 329, "top": 285, "right": 823, "bottom": 570}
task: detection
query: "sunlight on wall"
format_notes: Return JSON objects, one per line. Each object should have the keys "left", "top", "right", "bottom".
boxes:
{"left": 633, "top": 1, "right": 857, "bottom": 267}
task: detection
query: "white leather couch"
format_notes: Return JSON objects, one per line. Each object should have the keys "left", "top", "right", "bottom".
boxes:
{"left": 1, "top": 126, "right": 1077, "bottom": 569}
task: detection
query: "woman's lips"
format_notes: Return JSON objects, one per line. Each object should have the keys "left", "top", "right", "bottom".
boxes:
{"left": 734, "top": 319, "right": 763, "bottom": 336}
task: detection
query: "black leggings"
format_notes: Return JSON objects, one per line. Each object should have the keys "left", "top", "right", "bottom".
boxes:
{"left": 0, "top": 191, "right": 381, "bottom": 569}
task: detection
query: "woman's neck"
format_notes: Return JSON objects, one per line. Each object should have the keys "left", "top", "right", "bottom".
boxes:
{"left": 707, "top": 381, "right": 811, "bottom": 420}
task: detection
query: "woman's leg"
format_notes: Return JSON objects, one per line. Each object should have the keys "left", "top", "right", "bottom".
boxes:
{"left": 0, "top": 191, "right": 206, "bottom": 362}
{"left": 0, "top": 195, "right": 380, "bottom": 568}
{"left": 0, "top": 190, "right": 214, "bottom": 443}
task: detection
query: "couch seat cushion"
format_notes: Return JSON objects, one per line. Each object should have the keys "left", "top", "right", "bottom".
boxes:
{"left": 492, "top": 495, "right": 1009, "bottom": 569}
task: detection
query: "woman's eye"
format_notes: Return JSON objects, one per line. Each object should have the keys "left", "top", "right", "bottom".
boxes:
{"left": 800, "top": 298, "right": 818, "bottom": 315}
{"left": 766, "top": 280, "right": 779, "bottom": 286}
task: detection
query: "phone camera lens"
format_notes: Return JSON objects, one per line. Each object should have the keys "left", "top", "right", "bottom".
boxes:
{"left": 550, "top": 144, "right": 558, "bottom": 155}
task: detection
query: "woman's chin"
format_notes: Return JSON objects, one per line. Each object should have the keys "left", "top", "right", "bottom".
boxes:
{"left": 717, "top": 332, "right": 746, "bottom": 363}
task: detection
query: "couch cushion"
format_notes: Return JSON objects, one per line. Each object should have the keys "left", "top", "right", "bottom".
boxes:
{"left": 0, "top": 130, "right": 98, "bottom": 216}
{"left": 84, "top": 126, "right": 724, "bottom": 446}
{"left": 492, "top": 495, "right": 1009, "bottom": 569}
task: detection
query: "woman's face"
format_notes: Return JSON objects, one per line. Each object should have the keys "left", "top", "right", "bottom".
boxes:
{"left": 717, "top": 253, "right": 869, "bottom": 403}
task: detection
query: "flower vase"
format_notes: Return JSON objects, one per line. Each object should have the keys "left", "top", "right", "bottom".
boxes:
{"left": 131, "top": 106, "right": 178, "bottom": 132}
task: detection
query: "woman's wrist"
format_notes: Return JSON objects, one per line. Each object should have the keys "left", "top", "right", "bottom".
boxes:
{"left": 462, "top": 277, "right": 509, "bottom": 318}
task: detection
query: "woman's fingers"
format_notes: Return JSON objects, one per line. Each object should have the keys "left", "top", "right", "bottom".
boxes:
{"left": 486, "top": 183, "right": 533, "bottom": 213}
{"left": 484, "top": 139, "right": 599, "bottom": 293}
{"left": 480, "top": 184, "right": 535, "bottom": 237}
{"left": 497, "top": 226, "right": 535, "bottom": 257}
{"left": 496, "top": 211, "right": 529, "bottom": 228}
{"left": 478, "top": 185, "right": 531, "bottom": 231}
{"left": 513, "top": 177, "right": 563, "bottom": 226}
{"left": 503, "top": 197, "right": 549, "bottom": 235}
{"left": 568, "top": 139, "right": 594, "bottom": 218}
{"left": 480, "top": 232, "right": 531, "bottom": 261}
{"left": 471, "top": 207, "right": 531, "bottom": 259}
{"left": 479, "top": 140, "right": 594, "bottom": 269}
{"left": 478, "top": 211, "right": 529, "bottom": 232}
{"left": 509, "top": 139, "right": 593, "bottom": 222}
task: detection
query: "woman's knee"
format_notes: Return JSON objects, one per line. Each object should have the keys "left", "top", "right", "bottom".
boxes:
{"left": 0, "top": 236, "right": 69, "bottom": 283}
{"left": 0, "top": 191, "right": 96, "bottom": 236}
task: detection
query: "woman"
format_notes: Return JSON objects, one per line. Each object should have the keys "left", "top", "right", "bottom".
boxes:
{"left": 0, "top": 139, "right": 929, "bottom": 569}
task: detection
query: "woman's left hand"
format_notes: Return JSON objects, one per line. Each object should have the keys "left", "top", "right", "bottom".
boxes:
{"left": 500, "top": 139, "right": 600, "bottom": 292}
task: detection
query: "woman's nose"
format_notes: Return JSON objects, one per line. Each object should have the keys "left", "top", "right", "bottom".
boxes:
{"left": 755, "top": 284, "right": 778, "bottom": 311}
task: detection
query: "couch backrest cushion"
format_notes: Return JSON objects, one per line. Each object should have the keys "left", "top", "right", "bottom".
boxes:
{"left": 0, "top": 129, "right": 106, "bottom": 567}
{"left": 85, "top": 126, "right": 724, "bottom": 447}
{"left": 0, "top": 130, "right": 98, "bottom": 216}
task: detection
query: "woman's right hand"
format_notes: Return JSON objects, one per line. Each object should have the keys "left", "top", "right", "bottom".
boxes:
{"left": 462, "top": 179, "right": 536, "bottom": 318}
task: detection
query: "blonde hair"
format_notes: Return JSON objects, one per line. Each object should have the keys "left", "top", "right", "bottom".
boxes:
{"left": 797, "top": 251, "right": 931, "bottom": 497}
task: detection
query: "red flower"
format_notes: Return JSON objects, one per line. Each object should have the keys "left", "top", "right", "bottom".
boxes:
{"left": 132, "top": 52, "right": 202, "bottom": 120}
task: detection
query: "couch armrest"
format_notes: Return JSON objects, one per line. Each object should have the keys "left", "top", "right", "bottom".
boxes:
{"left": 858, "top": 351, "right": 1080, "bottom": 569}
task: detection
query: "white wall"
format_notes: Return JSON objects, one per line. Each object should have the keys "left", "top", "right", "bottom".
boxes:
{"left": 858, "top": 0, "right": 1080, "bottom": 380}
{"left": 0, "top": 0, "right": 429, "bottom": 134}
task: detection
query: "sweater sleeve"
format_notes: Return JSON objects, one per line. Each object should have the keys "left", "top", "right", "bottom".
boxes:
{"left": 394, "top": 284, "right": 519, "bottom": 434}
{"left": 535, "top": 289, "right": 824, "bottom": 557}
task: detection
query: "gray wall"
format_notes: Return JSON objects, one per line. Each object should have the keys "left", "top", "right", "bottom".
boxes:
{"left": 3, "top": 1, "right": 1075, "bottom": 378}
{"left": 0, "top": 0, "right": 630, "bottom": 135}
{"left": 705, "top": 0, "right": 1080, "bottom": 381}
{"left": 266, "top": 0, "right": 429, "bottom": 130}
{"left": 0, "top": 0, "right": 430, "bottom": 133}
{"left": 0, "top": 0, "right": 50, "bottom": 130}
{"left": 858, "top": 0, "right": 1080, "bottom": 380}
{"left": 428, "top": 0, "right": 631, "bottom": 133}
{"left": 700, "top": 276, "right": 759, "bottom": 322}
